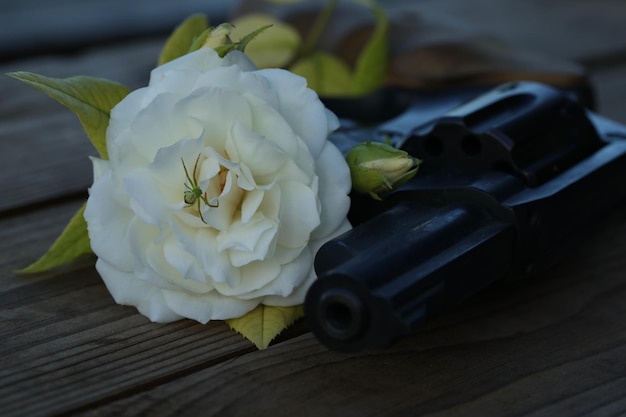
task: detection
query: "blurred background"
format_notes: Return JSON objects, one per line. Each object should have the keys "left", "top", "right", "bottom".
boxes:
{"left": 3, "top": 0, "right": 626, "bottom": 62}
{"left": 1, "top": 0, "right": 626, "bottom": 120}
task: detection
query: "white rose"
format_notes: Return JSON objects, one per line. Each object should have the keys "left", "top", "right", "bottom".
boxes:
{"left": 84, "top": 47, "right": 352, "bottom": 323}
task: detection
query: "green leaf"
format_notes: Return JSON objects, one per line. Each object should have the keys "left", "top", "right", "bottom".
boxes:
{"left": 351, "top": 2, "right": 389, "bottom": 95}
{"left": 226, "top": 304, "right": 304, "bottom": 349}
{"left": 7, "top": 72, "right": 130, "bottom": 159}
{"left": 231, "top": 14, "right": 300, "bottom": 68}
{"left": 213, "top": 43, "right": 238, "bottom": 58}
{"left": 200, "top": 22, "right": 275, "bottom": 59}
{"left": 290, "top": 52, "right": 353, "bottom": 97}
{"left": 188, "top": 27, "right": 213, "bottom": 54}
{"left": 234, "top": 24, "right": 273, "bottom": 54}
{"left": 158, "top": 14, "right": 209, "bottom": 66}
{"left": 19, "top": 203, "right": 92, "bottom": 274}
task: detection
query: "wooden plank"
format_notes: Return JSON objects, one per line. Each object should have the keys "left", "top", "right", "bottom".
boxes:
{"left": 2, "top": 3, "right": 626, "bottom": 416}
{"left": 0, "top": 200, "right": 87, "bottom": 289}
{"left": 0, "top": 39, "right": 163, "bottom": 213}
{"left": 68, "top": 209, "right": 626, "bottom": 416}
{"left": 0, "top": 200, "right": 257, "bottom": 417}
{"left": 0, "top": 0, "right": 234, "bottom": 59}
{"left": 5, "top": 202, "right": 626, "bottom": 417}
{"left": 383, "top": 0, "right": 626, "bottom": 63}
{"left": 591, "top": 63, "right": 626, "bottom": 123}
{"left": 0, "top": 112, "right": 93, "bottom": 212}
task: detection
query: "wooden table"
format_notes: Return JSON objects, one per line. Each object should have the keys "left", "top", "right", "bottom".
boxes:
{"left": 2, "top": 1, "right": 626, "bottom": 416}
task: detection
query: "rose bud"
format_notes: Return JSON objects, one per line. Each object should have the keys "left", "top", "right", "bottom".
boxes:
{"left": 203, "top": 23, "right": 235, "bottom": 49}
{"left": 347, "top": 141, "right": 421, "bottom": 200}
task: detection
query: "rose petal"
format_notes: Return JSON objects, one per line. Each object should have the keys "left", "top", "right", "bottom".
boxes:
{"left": 226, "top": 123, "right": 288, "bottom": 184}
{"left": 150, "top": 48, "right": 222, "bottom": 84}
{"left": 85, "top": 170, "right": 134, "bottom": 271}
{"left": 272, "top": 245, "right": 304, "bottom": 265}
{"left": 258, "top": 185, "right": 280, "bottom": 221}
{"left": 221, "top": 50, "right": 257, "bottom": 72}
{"left": 162, "top": 234, "right": 208, "bottom": 286}
{"left": 310, "top": 141, "right": 352, "bottom": 240}
{"left": 310, "top": 217, "right": 352, "bottom": 256}
{"left": 200, "top": 169, "right": 243, "bottom": 231}
{"left": 245, "top": 95, "right": 299, "bottom": 158}
{"left": 162, "top": 288, "right": 259, "bottom": 323}
{"left": 239, "top": 247, "right": 313, "bottom": 301}
{"left": 195, "top": 229, "right": 242, "bottom": 288}
{"left": 277, "top": 181, "right": 321, "bottom": 249}
{"left": 123, "top": 136, "right": 205, "bottom": 226}
{"left": 96, "top": 259, "right": 183, "bottom": 323}
{"left": 217, "top": 212, "right": 278, "bottom": 267}
{"left": 256, "top": 68, "right": 339, "bottom": 158}
{"left": 127, "top": 217, "right": 213, "bottom": 294}
{"left": 241, "top": 189, "right": 264, "bottom": 224}
{"left": 126, "top": 217, "right": 173, "bottom": 287}
{"left": 90, "top": 157, "right": 110, "bottom": 181}
{"left": 261, "top": 264, "right": 316, "bottom": 307}
{"left": 175, "top": 86, "right": 253, "bottom": 154}
{"left": 108, "top": 129, "right": 151, "bottom": 178}
{"left": 107, "top": 87, "right": 149, "bottom": 141}
{"left": 129, "top": 92, "right": 204, "bottom": 163}
{"left": 213, "top": 258, "right": 281, "bottom": 297}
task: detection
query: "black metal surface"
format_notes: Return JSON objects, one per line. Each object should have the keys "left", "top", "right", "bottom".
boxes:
{"left": 306, "top": 81, "right": 626, "bottom": 352}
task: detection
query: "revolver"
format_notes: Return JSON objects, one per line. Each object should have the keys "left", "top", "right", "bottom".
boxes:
{"left": 305, "top": 81, "right": 626, "bottom": 352}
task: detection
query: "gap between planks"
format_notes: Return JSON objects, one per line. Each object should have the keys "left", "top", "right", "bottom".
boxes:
{"left": 2, "top": 197, "right": 626, "bottom": 416}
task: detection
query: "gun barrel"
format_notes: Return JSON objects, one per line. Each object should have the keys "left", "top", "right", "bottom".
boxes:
{"left": 306, "top": 81, "right": 626, "bottom": 352}
{"left": 306, "top": 200, "right": 515, "bottom": 352}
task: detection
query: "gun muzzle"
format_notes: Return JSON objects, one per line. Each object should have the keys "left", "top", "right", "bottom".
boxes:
{"left": 306, "top": 199, "right": 515, "bottom": 352}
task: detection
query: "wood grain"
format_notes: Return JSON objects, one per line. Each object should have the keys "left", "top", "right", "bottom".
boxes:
{"left": 9, "top": 203, "right": 621, "bottom": 417}
{"left": 0, "top": 201, "right": 259, "bottom": 417}
{"left": 69, "top": 210, "right": 626, "bottom": 417}
{"left": 0, "top": 0, "right": 234, "bottom": 60}
{"left": 2, "top": 1, "right": 626, "bottom": 416}
{"left": 0, "top": 39, "right": 162, "bottom": 213}
{"left": 591, "top": 64, "right": 626, "bottom": 124}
